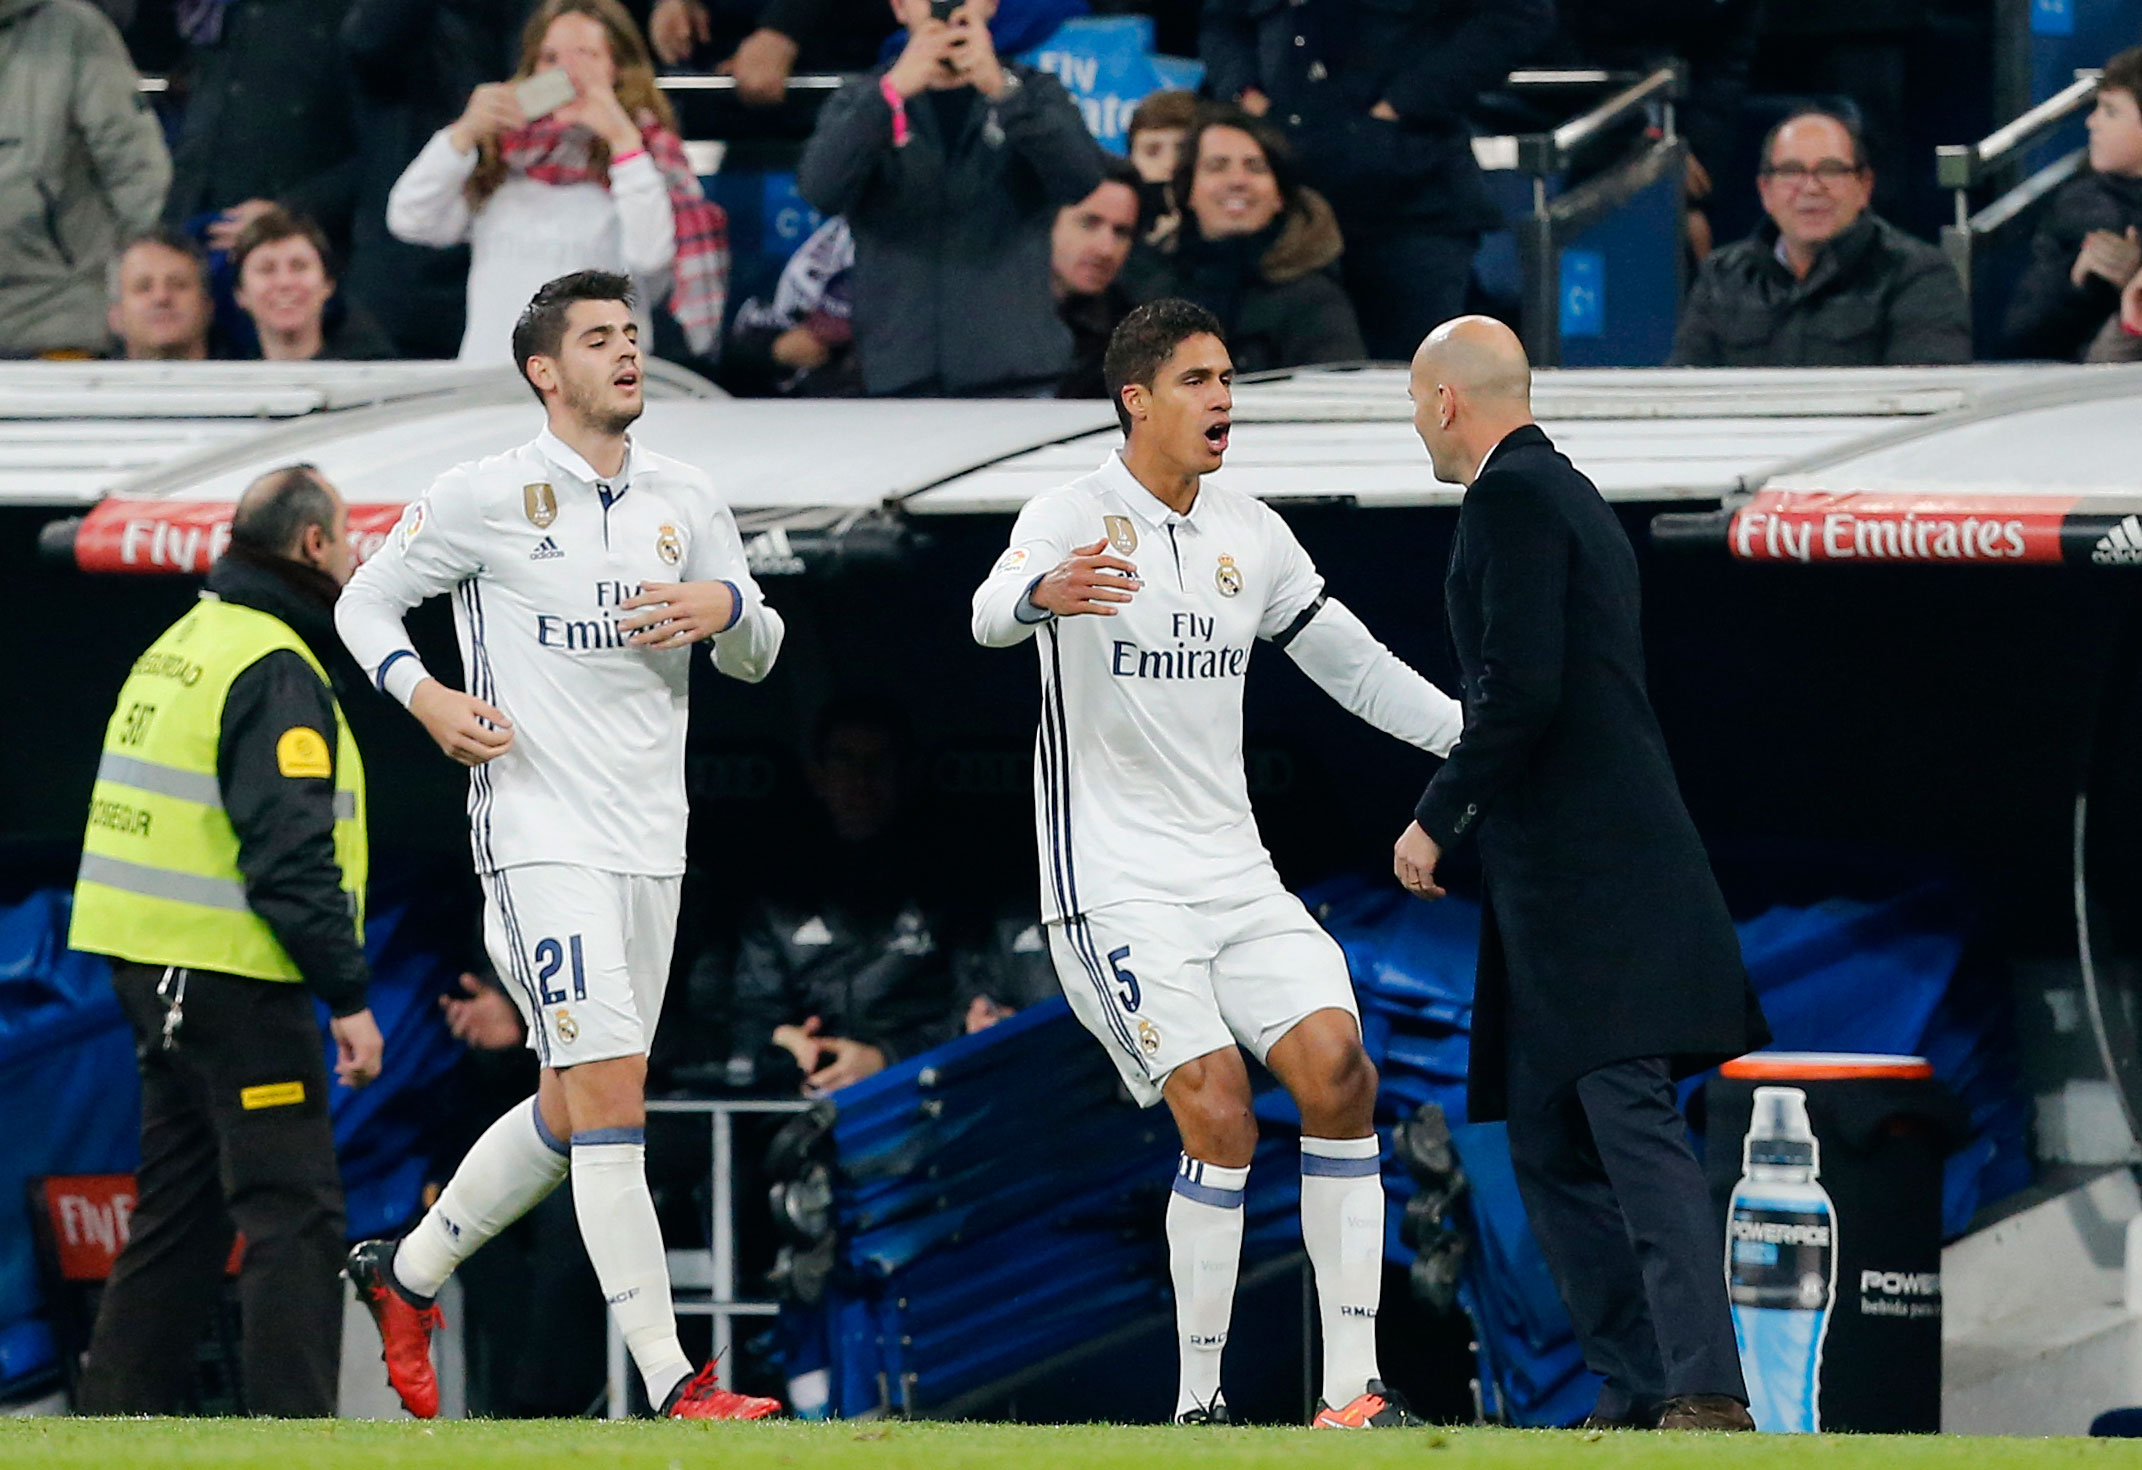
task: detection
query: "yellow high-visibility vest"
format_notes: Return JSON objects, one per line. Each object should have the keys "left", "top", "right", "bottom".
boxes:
{"left": 69, "top": 595, "right": 367, "bottom": 981}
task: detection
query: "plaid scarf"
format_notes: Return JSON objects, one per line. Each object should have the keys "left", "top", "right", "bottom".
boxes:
{"left": 498, "top": 112, "right": 730, "bottom": 359}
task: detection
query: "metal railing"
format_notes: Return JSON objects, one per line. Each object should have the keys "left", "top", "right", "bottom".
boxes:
{"left": 1490, "top": 62, "right": 1686, "bottom": 367}
{"left": 604, "top": 1096, "right": 813, "bottom": 1419}
{"left": 1936, "top": 69, "right": 2101, "bottom": 305}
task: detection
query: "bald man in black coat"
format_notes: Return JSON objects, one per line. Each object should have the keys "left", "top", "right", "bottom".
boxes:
{"left": 1393, "top": 318, "right": 1770, "bottom": 1433}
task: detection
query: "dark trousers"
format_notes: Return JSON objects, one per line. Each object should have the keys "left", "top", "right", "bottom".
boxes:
{"left": 77, "top": 962, "right": 347, "bottom": 1417}
{"left": 1505, "top": 1055, "right": 1745, "bottom": 1420}
{"left": 1338, "top": 225, "right": 1479, "bottom": 360}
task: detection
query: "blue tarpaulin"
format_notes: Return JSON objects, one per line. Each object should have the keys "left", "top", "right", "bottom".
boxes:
{"left": 1302, "top": 873, "right": 2027, "bottom": 1427}
{"left": 0, "top": 887, "right": 469, "bottom": 1390}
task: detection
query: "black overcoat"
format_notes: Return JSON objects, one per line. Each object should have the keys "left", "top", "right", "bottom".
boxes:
{"left": 1414, "top": 425, "right": 1768, "bottom": 1122}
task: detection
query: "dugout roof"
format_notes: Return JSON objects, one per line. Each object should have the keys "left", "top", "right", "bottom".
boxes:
{"left": 6, "top": 359, "right": 2132, "bottom": 541}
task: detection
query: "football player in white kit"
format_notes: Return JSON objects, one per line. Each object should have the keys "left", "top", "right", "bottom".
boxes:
{"left": 334, "top": 272, "right": 785, "bottom": 1420}
{"left": 971, "top": 299, "right": 1464, "bottom": 1427}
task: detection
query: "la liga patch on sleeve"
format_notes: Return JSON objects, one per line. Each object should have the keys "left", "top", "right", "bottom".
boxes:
{"left": 994, "top": 547, "right": 1031, "bottom": 576}
{"left": 275, "top": 727, "right": 333, "bottom": 779}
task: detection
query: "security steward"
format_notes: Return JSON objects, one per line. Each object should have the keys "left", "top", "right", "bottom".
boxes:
{"left": 68, "top": 464, "right": 383, "bottom": 1417}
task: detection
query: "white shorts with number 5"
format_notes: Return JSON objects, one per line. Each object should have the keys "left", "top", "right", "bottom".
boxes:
{"left": 481, "top": 863, "right": 681, "bottom": 1068}
{"left": 1047, "top": 890, "right": 1359, "bottom": 1107}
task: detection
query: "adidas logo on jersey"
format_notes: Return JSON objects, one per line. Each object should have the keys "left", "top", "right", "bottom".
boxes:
{"left": 529, "top": 536, "right": 565, "bottom": 561}
{"left": 2094, "top": 516, "right": 2142, "bottom": 566}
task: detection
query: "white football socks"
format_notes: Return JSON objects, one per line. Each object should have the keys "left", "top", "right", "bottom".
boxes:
{"left": 571, "top": 1129, "right": 692, "bottom": 1409}
{"left": 1167, "top": 1153, "right": 1248, "bottom": 1419}
{"left": 393, "top": 1096, "right": 570, "bottom": 1301}
{"left": 1301, "top": 1134, "right": 1386, "bottom": 1406}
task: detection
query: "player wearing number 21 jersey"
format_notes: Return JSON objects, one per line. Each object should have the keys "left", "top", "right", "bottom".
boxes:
{"left": 972, "top": 300, "right": 1462, "bottom": 1428}
{"left": 334, "top": 272, "right": 783, "bottom": 1422}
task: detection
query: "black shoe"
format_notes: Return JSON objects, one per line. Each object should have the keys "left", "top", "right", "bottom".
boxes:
{"left": 1654, "top": 1394, "right": 1755, "bottom": 1432}
{"left": 1314, "top": 1378, "right": 1426, "bottom": 1427}
{"left": 1177, "top": 1392, "right": 1231, "bottom": 1425}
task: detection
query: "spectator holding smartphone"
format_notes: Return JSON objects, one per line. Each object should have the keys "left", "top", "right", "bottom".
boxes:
{"left": 386, "top": 0, "right": 729, "bottom": 363}
{"left": 798, "top": 0, "right": 1105, "bottom": 395}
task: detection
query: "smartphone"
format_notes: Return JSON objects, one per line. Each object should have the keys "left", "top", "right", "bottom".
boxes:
{"left": 928, "top": 0, "right": 958, "bottom": 21}
{"left": 513, "top": 68, "right": 577, "bottom": 122}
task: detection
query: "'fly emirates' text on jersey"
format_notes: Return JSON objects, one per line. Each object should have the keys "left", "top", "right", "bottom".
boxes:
{"left": 337, "top": 427, "right": 783, "bottom": 877}
{"left": 972, "top": 451, "right": 1463, "bottom": 922}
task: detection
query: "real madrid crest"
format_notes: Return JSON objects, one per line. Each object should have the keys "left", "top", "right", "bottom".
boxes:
{"left": 524, "top": 482, "right": 558, "bottom": 529}
{"left": 1215, "top": 555, "right": 1243, "bottom": 597}
{"left": 1137, "top": 1019, "right": 1162, "bottom": 1056}
{"left": 1103, "top": 514, "right": 1139, "bottom": 557}
{"left": 554, "top": 1008, "right": 578, "bottom": 1044}
{"left": 656, "top": 524, "right": 683, "bottom": 566}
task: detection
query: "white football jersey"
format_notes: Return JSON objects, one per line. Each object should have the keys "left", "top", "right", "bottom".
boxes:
{"left": 336, "top": 426, "right": 783, "bottom": 877}
{"left": 972, "top": 451, "right": 1334, "bottom": 921}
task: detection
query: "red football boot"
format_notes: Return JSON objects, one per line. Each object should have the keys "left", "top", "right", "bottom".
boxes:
{"left": 346, "top": 1238, "right": 444, "bottom": 1419}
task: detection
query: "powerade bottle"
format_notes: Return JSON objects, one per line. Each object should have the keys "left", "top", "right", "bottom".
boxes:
{"left": 1725, "top": 1085, "right": 1836, "bottom": 1433}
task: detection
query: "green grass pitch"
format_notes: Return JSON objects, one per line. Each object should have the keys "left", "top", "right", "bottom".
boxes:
{"left": 5, "top": 1420, "right": 2140, "bottom": 1469}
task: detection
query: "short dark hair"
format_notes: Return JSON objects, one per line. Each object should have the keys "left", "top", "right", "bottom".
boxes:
{"left": 1759, "top": 108, "right": 1869, "bottom": 174}
{"left": 511, "top": 270, "right": 636, "bottom": 402}
{"left": 231, "top": 464, "right": 337, "bottom": 560}
{"left": 1102, "top": 298, "right": 1225, "bottom": 435}
{"left": 1099, "top": 156, "right": 1142, "bottom": 193}
{"left": 230, "top": 207, "right": 336, "bottom": 282}
{"left": 1128, "top": 89, "right": 1199, "bottom": 142}
{"left": 2103, "top": 47, "right": 2142, "bottom": 106}
{"left": 108, "top": 225, "right": 209, "bottom": 303}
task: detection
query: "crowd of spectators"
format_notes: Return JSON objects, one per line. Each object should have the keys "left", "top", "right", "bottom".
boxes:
{"left": 3, "top": 0, "right": 2140, "bottom": 378}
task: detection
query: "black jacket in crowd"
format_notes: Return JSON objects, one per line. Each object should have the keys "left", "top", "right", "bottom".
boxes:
{"left": 2000, "top": 170, "right": 2142, "bottom": 362}
{"left": 798, "top": 65, "right": 1106, "bottom": 395}
{"left": 162, "top": 0, "right": 360, "bottom": 244}
{"left": 1198, "top": 0, "right": 1547, "bottom": 234}
{"left": 1055, "top": 280, "right": 1132, "bottom": 398}
{"left": 204, "top": 546, "right": 369, "bottom": 1016}
{"left": 1547, "top": 0, "right": 1760, "bottom": 189}
{"left": 1126, "top": 187, "right": 1365, "bottom": 371}
{"left": 1414, "top": 426, "right": 1767, "bottom": 1121}
{"left": 1670, "top": 211, "right": 1973, "bottom": 368}
{"left": 339, "top": 0, "right": 522, "bottom": 357}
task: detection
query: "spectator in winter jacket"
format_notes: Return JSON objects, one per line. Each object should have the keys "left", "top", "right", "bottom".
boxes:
{"left": 340, "top": 0, "right": 525, "bottom": 358}
{"left": 725, "top": 215, "right": 862, "bottom": 396}
{"left": 1125, "top": 108, "right": 1365, "bottom": 372}
{"left": 388, "top": 0, "right": 730, "bottom": 364}
{"left": 1053, "top": 163, "right": 1141, "bottom": 398}
{"left": 232, "top": 209, "right": 397, "bottom": 361}
{"left": 107, "top": 228, "right": 215, "bottom": 361}
{"left": 0, "top": 0, "right": 170, "bottom": 357}
{"left": 1126, "top": 88, "right": 1199, "bottom": 237}
{"left": 1671, "top": 109, "right": 1970, "bottom": 368}
{"left": 2001, "top": 48, "right": 2142, "bottom": 362}
{"left": 1200, "top": 0, "right": 1548, "bottom": 360}
{"left": 161, "top": 0, "right": 361, "bottom": 261}
{"left": 797, "top": 0, "right": 1106, "bottom": 395}
{"left": 725, "top": 699, "right": 961, "bottom": 1096}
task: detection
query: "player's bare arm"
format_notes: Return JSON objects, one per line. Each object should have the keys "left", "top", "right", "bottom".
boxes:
{"left": 1030, "top": 537, "right": 1142, "bottom": 617}
{"left": 407, "top": 677, "right": 513, "bottom": 766}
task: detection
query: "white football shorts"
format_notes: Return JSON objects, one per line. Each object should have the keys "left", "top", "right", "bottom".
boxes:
{"left": 1048, "top": 889, "right": 1359, "bottom": 1107}
{"left": 481, "top": 863, "right": 681, "bottom": 1068}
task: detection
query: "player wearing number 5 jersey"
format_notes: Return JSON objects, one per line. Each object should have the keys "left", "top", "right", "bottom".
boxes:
{"left": 971, "top": 300, "right": 1463, "bottom": 1428}
{"left": 334, "top": 272, "right": 784, "bottom": 1421}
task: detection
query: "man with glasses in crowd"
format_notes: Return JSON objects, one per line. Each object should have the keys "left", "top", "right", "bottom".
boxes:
{"left": 1670, "top": 108, "right": 1971, "bottom": 367}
